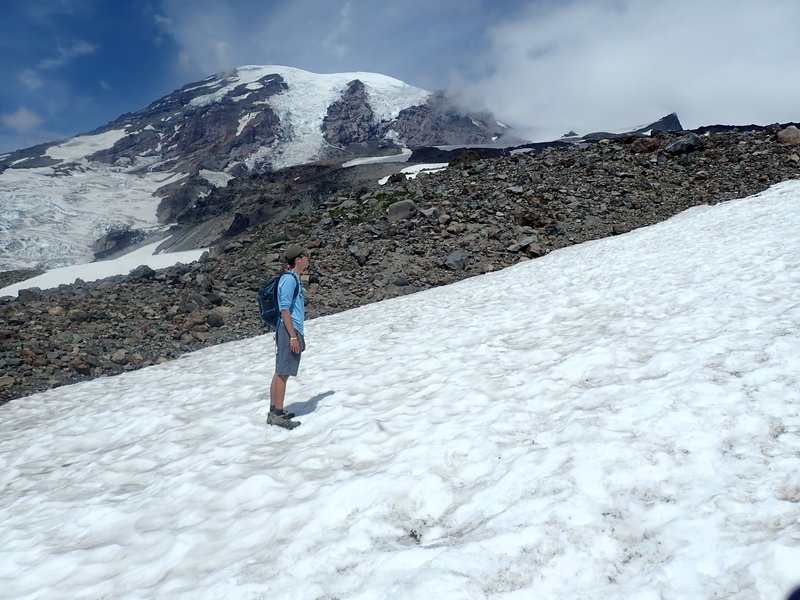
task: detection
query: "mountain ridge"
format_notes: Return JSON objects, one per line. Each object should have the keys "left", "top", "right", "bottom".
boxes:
{"left": 1, "top": 65, "right": 514, "bottom": 175}
{"left": 0, "top": 65, "right": 517, "bottom": 271}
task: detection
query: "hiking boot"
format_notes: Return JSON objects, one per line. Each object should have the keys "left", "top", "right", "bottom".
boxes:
{"left": 267, "top": 412, "right": 301, "bottom": 430}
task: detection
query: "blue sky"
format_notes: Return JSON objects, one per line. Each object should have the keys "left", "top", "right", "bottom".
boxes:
{"left": 1, "top": 0, "right": 799, "bottom": 153}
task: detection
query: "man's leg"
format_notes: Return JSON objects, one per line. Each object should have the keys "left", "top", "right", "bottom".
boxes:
{"left": 270, "top": 374, "right": 289, "bottom": 411}
{"left": 267, "top": 373, "right": 299, "bottom": 429}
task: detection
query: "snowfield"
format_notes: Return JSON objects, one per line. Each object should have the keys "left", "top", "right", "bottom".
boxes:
{"left": 0, "top": 162, "right": 183, "bottom": 271}
{"left": 0, "top": 238, "right": 207, "bottom": 297}
{"left": 1, "top": 181, "right": 799, "bottom": 599}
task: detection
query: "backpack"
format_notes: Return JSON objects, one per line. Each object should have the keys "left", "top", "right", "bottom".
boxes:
{"left": 258, "top": 272, "right": 299, "bottom": 328}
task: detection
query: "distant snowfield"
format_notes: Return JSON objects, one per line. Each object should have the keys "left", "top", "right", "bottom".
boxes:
{"left": 45, "top": 129, "right": 129, "bottom": 161}
{"left": 1, "top": 181, "right": 799, "bottom": 599}
{"left": 0, "top": 161, "right": 184, "bottom": 271}
{"left": 341, "top": 147, "right": 413, "bottom": 167}
{"left": 378, "top": 162, "right": 449, "bottom": 183}
{"left": 0, "top": 238, "right": 207, "bottom": 297}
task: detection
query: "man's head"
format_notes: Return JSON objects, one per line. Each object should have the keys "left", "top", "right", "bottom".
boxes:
{"left": 284, "top": 244, "right": 310, "bottom": 270}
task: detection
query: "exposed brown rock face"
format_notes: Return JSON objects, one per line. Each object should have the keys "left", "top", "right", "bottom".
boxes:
{"left": 1, "top": 126, "right": 798, "bottom": 404}
{"left": 322, "top": 80, "right": 379, "bottom": 146}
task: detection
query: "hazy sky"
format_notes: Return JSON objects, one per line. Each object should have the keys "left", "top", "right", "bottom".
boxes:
{"left": 1, "top": 0, "right": 798, "bottom": 153}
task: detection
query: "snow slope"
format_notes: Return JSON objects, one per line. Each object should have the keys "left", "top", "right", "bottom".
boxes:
{"left": 0, "top": 153, "right": 182, "bottom": 271}
{"left": 1, "top": 181, "right": 799, "bottom": 599}
{"left": 0, "top": 238, "right": 207, "bottom": 297}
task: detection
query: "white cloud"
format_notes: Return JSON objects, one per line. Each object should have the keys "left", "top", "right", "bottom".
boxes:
{"left": 155, "top": 0, "right": 475, "bottom": 79}
{"left": 39, "top": 39, "right": 96, "bottom": 69}
{"left": 19, "top": 69, "right": 43, "bottom": 90}
{"left": 1, "top": 106, "right": 44, "bottom": 133}
{"left": 465, "top": 0, "right": 800, "bottom": 139}
{"left": 152, "top": 0, "right": 800, "bottom": 141}
{"left": 321, "top": 2, "right": 353, "bottom": 59}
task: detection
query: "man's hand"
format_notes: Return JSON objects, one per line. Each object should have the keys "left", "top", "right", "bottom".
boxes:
{"left": 290, "top": 337, "right": 300, "bottom": 354}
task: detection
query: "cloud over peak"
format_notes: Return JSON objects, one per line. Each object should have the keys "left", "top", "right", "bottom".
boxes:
{"left": 39, "top": 39, "right": 96, "bottom": 70}
{"left": 1, "top": 106, "right": 44, "bottom": 133}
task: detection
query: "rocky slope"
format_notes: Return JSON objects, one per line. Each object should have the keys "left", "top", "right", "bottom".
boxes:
{"left": 1, "top": 125, "right": 799, "bottom": 403}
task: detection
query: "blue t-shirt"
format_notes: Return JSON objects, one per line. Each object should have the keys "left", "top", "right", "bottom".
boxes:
{"left": 276, "top": 270, "right": 304, "bottom": 334}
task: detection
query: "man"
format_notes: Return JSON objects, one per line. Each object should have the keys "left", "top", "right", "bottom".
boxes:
{"left": 268, "top": 244, "right": 309, "bottom": 430}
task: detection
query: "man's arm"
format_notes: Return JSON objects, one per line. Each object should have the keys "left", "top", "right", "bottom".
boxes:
{"left": 280, "top": 308, "right": 300, "bottom": 352}
{"left": 277, "top": 274, "right": 301, "bottom": 353}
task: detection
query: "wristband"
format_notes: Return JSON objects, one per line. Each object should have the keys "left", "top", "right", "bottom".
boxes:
{"left": 290, "top": 337, "right": 298, "bottom": 341}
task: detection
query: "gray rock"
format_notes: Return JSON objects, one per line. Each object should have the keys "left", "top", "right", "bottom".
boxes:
{"left": 17, "top": 288, "right": 42, "bottom": 302}
{"left": 387, "top": 199, "right": 417, "bottom": 222}
{"left": 68, "top": 309, "right": 89, "bottom": 322}
{"left": 663, "top": 133, "right": 706, "bottom": 156}
{"left": 444, "top": 250, "right": 470, "bottom": 271}
{"left": 130, "top": 265, "right": 156, "bottom": 280}
{"left": 206, "top": 312, "right": 225, "bottom": 328}
{"left": 508, "top": 234, "right": 540, "bottom": 252}
{"left": 349, "top": 244, "right": 372, "bottom": 266}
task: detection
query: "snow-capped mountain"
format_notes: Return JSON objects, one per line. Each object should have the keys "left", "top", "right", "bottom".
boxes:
{"left": 0, "top": 66, "right": 512, "bottom": 271}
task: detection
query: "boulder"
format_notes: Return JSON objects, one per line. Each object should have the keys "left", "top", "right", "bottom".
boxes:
{"left": 349, "top": 244, "right": 372, "bottom": 266}
{"left": 129, "top": 265, "right": 156, "bottom": 280}
{"left": 205, "top": 311, "right": 225, "bottom": 328}
{"left": 387, "top": 199, "right": 417, "bottom": 222}
{"left": 777, "top": 125, "right": 800, "bottom": 145}
{"left": 17, "top": 288, "right": 42, "bottom": 302}
{"left": 444, "top": 250, "right": 470, "bottom": 271}
{"left": 631, "top": 137, "right": 662, "bottom": 153}
{"left": 508, "top": 234, "right": 540, "bottom": 252}
{"left": 111, "top": 349, "right": 128, "bottom": 364}
{"left": 663, "top": 133, "right": 706, "bottom": 155}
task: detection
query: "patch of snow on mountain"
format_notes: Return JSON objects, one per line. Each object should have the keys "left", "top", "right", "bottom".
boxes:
{"left": 182, "top": 78, "right": 221, "bottom": 94}
{"left": 341, "top": 148, "right": 413, "bottom": 168}
{"left": 357, "top": 74, "right": 430, "bottom": 122}
{"left": 45, "top": 129, "right": 129, "bottom": 162}
{"left": 378, "top": 163, "right": 448, "bottom": 184}
{"left": 199, "top": 169, "right": 233, "bottom": 187}
{"left": 0, "top": 164, "right": 184, "bottom": 271}
{"left": 236, "top": 112, "right": 259, "bottom": 136}
{"left": 0, "top": 238, "right": 206, "bottom": 296}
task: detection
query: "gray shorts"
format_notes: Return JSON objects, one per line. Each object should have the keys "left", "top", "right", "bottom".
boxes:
{"left": 275, "top": 325, "right": 305, "bottom": 376}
